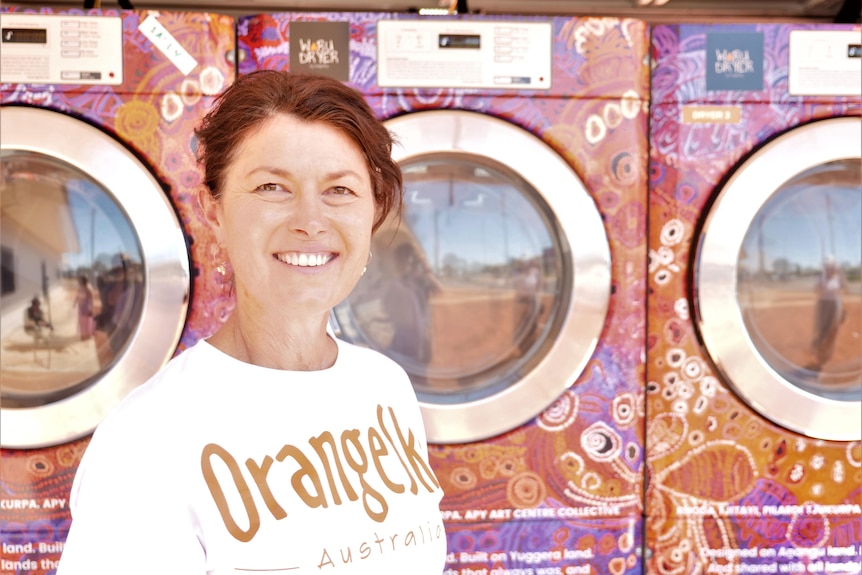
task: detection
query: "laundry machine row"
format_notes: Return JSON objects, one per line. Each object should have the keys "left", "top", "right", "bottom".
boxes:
{"left": 2, "top": 9, "right": 859, "bottom": 575}
{"left": 646, "top": 22, "right": 861, "bottom": 574}
{"left": 0, "top": 6, "right": 235, "bottom": 572}
{"left": 239, "top": 11, "right": 650, "bottom": 574}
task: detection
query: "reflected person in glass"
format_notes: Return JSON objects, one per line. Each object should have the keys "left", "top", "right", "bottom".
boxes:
{"left": 384, "top": 242, "right": 437, "bottom": 362}
{"left": 25, "top": 296, "right": 52, "bottom": 333}
{"left": 73, "top": 275, "right": 96, "bottom": 341}
{"left": 809, "top": 254, "right": 847, "bottom": 370}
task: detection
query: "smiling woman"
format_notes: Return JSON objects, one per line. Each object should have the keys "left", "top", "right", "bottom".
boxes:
{"left": 198, "top": 112, "right": 379, "bottom": 363}
{"left": 56, "top": 71, "right": 447, "bottom": 575}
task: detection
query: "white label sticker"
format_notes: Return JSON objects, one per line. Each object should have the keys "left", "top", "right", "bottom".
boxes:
{"left": 788, "top": 29, "right": 862, "bottom": 97}
{"left": 377, "top": 19, "right": 552, "bottom": 90}
{"left": 0, "top": 13, "right": 123, "bottom": 85}
{"left": 138, "top": 13, "right": 197, "bottom": 75}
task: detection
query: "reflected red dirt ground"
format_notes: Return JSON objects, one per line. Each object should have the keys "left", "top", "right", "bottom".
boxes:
{"left": 742, "top": 283, "right": 862, "bottom": 387}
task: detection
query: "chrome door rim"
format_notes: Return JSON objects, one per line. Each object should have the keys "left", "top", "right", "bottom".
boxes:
{"left": 0, "top": 106, "right": 190, "bottom": 448}
{"left": 695, "top": 116, "right": 862, "bottom": 441}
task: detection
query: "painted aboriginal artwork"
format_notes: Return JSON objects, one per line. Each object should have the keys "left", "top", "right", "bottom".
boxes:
{"left": 647, "top": 23, "right": 861, "bottom": 574}
{"left": 1, "top": 7, "right": 236, "bottom": 573}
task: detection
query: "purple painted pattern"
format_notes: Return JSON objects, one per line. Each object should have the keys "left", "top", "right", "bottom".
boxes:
{"left": 647, "top": 23, "right": 862, "bottom": 575}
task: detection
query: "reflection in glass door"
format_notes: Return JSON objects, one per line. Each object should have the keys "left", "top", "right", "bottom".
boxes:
{"left": 738, "top": 159, "right": 861, "bottom": 399}
{"left": 341, "top": 156, "right": 567, "bottom": 403}
{"left": 1, "top": 151, "right": 145, "bottom": 408}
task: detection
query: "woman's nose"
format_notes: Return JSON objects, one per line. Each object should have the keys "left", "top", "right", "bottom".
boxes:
{"left": 287, "top": 193, "right": 327, "bottom": 236}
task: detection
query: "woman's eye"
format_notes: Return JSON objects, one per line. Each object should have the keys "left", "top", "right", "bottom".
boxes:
{"left": 257, "top": 183, "right": 282, "bottom": 192}
{"left": 332, "top": 186, "right": 354, "bottom": 196}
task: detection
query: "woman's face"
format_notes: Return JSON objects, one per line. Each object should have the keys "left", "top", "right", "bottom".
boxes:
{"left": 201, "top": 113, "right": 377, "bottom": 318}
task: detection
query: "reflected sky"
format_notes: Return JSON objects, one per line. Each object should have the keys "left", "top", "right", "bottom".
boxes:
{"left": 65, "top": 179, "right": 138, "bottom": 270}
{"left": 740, "top": 160, "right": 862, "bottom": 274}
{"left": 401, "top": 160, "right": 555, "bottom": 273}
{"left": 1, "top": 150, "right": 142, "bottom": 273}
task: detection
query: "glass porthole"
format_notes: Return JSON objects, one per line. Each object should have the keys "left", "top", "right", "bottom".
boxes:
{"left": 0, "top": 106, "right": 190, "bottom": 448}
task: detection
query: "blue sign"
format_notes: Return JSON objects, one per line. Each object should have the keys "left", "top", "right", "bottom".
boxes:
{"left": 706, "top": 32, "right": 764, "bottom": 92}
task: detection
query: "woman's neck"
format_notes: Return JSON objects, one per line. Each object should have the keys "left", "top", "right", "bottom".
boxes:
{"left": 207, "top": 310, "right": 337, "bottom": 371}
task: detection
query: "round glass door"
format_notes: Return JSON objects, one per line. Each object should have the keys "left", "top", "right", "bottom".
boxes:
{"left": 0, "top": 106, "right": 190, "bottom": 448}
{"left": 331, "top": 110, "right": 611, "bottom": 444}
{"left": 695, "top": 116, "right": 861, "bottom": 441}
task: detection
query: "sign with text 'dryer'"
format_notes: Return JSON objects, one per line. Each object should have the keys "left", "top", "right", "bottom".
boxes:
{"left": 706, "top": 32, "right": 764, "bottom": 92}
{"left": 289, "top": 21, "right": 350, "bottom": 82}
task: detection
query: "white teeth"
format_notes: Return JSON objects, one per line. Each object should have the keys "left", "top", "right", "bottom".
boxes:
{"left": 277, "top": 253, "right": 331, "bottom": 267}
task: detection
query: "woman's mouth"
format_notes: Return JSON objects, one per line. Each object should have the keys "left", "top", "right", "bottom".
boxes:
{"left": 275, "top": 252, "right": 334, "bottom": 267}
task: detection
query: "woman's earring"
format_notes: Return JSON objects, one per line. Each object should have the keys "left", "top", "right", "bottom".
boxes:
{"left": 216, "top": 260, "right": 234, "bottom": 294}
{"left": 362, "top": 251, "right": 373, "bottom": 276}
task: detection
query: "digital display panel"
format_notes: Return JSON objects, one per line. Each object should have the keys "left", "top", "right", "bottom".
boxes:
{"left": 438, "top": 34, "right": 480, "bottom": 49}
{"left": 2, "top": 27, "right": 48, "bottom": 44}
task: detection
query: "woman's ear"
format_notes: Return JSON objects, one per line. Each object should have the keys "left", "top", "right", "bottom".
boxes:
{"left": 197, "top": 188, "right": 224, "bottom": 243}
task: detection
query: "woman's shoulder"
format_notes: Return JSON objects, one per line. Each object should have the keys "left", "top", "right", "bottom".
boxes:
{"left": 72, "top": 343, "right": 226, "bottom": 492}
{"left": 94, "top": 340, "right": 220, "bottom": 428}
{"left": 332, "top": 338, "right": 418, "bottom": 397}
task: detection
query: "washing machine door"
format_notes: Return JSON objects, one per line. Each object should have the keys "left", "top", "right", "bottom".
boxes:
{"left": 0, "top": 106, "right": 190, "bottom": 448}
{"left": 696, "top": 116, "right": 861, "bottom": 441}
{"left": 331, "top": 110, "right": 611, "bottom": 444}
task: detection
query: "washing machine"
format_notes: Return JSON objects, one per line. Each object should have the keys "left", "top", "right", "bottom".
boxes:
{"left": 647, "top": 23, "right": 861, "bottom": 573}
{"left": 239, "top": 12, "right": 649, "bottom": 574}
{"left": 0, "top": 6, "right": 235, "bottom": 571}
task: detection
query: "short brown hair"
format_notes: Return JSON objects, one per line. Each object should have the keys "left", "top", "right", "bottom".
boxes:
{"left": 194, "top": 70, "right": 402, "bottom": 232}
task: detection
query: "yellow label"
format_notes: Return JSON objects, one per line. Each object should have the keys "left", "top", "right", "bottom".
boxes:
{"left": 681, "top": 105, "right": 742, "bottom": 124}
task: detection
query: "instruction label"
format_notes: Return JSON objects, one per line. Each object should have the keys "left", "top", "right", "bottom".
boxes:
{"left": 789, "top": 29, "right": 862, "bottom": 96}
{"left": 0, "top": 13, "right": 122, "bottom": 85}
{"left": 377, "top": 19, "right": 552, "bottom": 90}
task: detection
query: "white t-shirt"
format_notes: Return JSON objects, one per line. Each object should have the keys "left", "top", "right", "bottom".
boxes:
{"left": 57, "top": 338, "right": 447, "bottom": 574}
